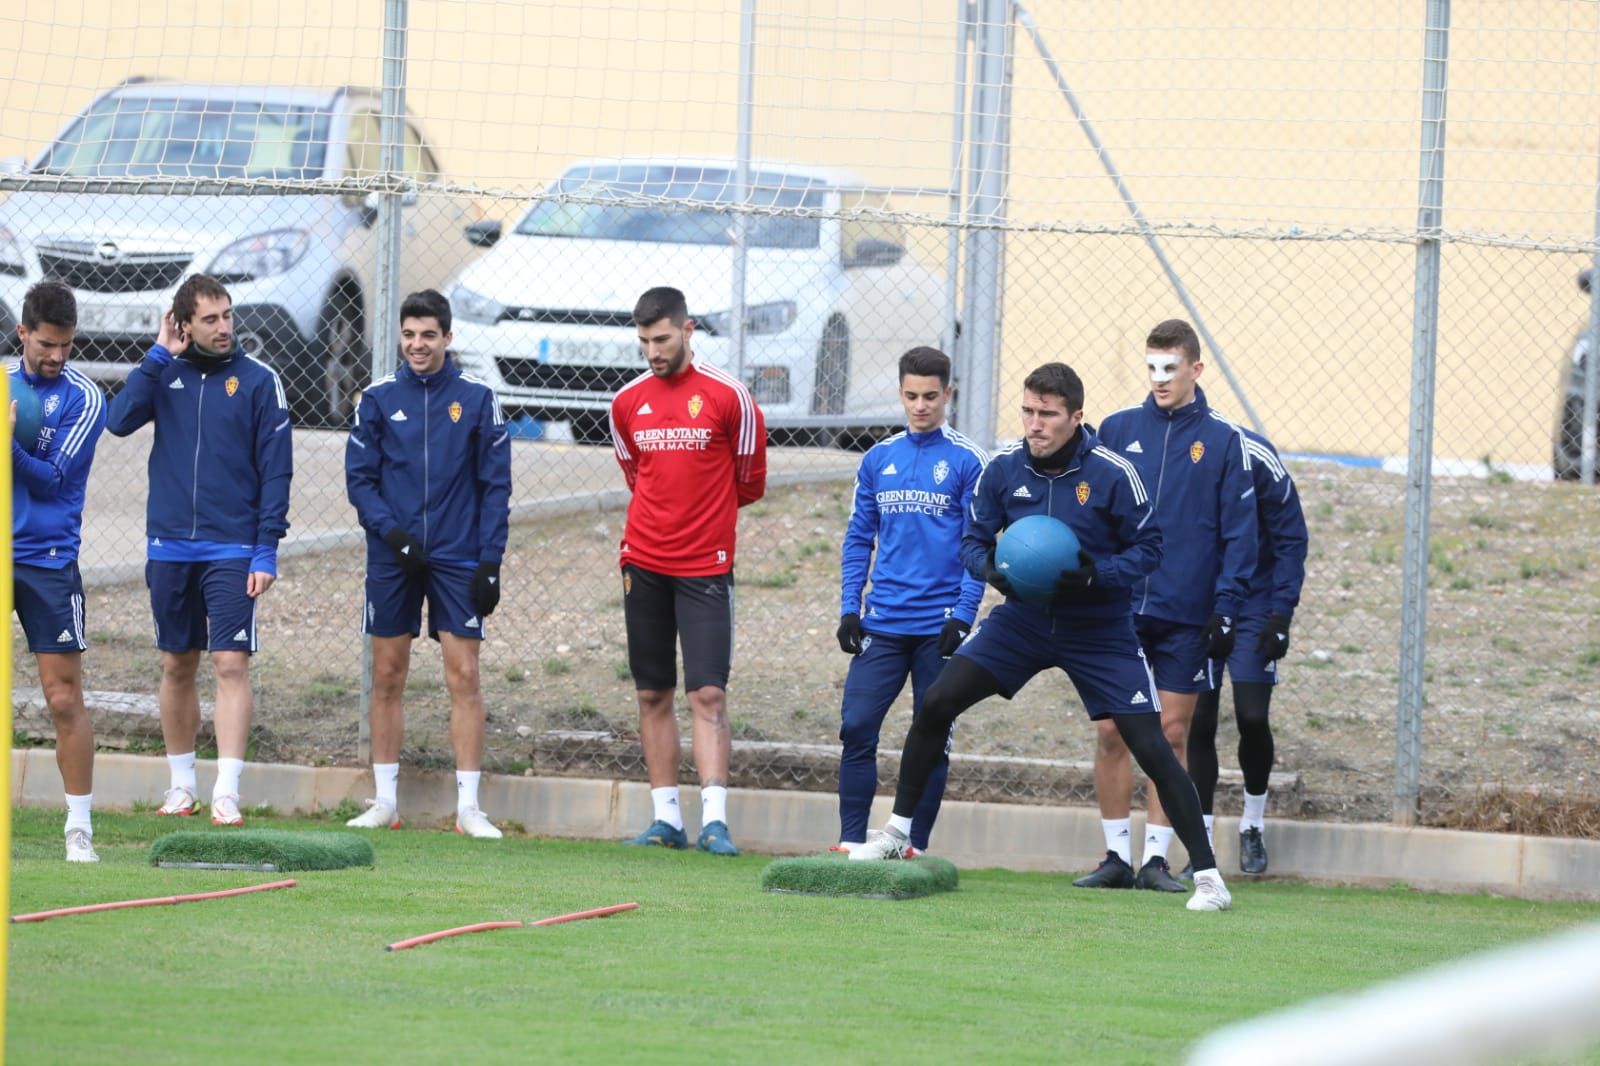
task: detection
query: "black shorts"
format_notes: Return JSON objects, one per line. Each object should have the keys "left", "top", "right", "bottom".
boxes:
{"left": 622, "top": 564, "right": 734, "bottom": 692}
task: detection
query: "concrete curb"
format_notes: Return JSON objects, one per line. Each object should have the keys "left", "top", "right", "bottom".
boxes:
{"left": 14, "top": 749, "right": 1600, "bottom": 901}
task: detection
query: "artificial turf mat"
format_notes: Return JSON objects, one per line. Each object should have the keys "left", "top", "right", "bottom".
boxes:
{"left": 760, "top": 854, "right": 959, "bottom": 899}
{"left": 149, "top": 829, "right": 376, "bottom": 871}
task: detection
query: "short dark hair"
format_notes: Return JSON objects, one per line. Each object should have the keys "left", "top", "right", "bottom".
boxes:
{"left": 20, "top": 279, "right": 76, "bottom": 330}
{"left": 1146, "top": 318, "right": 1201, "bottom": 362}
{"left": 632, "top": 286, "right": 688, "bottom": 328}
{"left": 898, "top": 346, "right": 951, "bottom": 387}
{"left": 401, "top": 288, "right": 452, "bottom": 333}
{"left": 1022, "top": 362, "right": 1084, "bottom": 413}
{"left": 172, "top": 274, "right": 231, "bottom": 326}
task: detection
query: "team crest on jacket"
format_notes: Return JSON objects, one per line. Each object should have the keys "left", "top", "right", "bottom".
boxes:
{"left": 688, "top": 394, "right": 704, "bottom": 418}
{"left": 1076, "top": 480, "right": 1091, "bottom": 505}
{"left": 42, "top": 394, "right": 59, "bottom": 417}
{"left": 225, "top": 376, "right": 239, "bottom": 397}
{"left": 1190, "top": 440, "right": 1205, "bottom": 463}
{"left": 449, "top": 401, "right": 463, "bottom": 423}
{"left": 933, "top": 459, "right": 949, "bottom": 484}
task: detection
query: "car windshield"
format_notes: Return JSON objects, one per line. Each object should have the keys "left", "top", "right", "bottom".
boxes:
{"left": 37, "top": 95, "right": 331, "bottom": 180}
{"left": 515, "top": 165, "right": 825, "bottom": 248}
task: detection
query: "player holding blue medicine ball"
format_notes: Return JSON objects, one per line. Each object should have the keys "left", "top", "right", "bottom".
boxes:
{"left": 9, "top": 279, "right": 108, "bottom": 862}
{"left": 995, "top": 514, "right": 1082, "bottom": 604}
{"left": 851, "top": 362, "right": 1232, "bottom": 912}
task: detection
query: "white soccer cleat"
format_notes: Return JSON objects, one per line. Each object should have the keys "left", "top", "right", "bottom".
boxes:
{"left": 346, "top": 799, "right": 402, "bottom": 829}
{"left": 848, "top": 827, "right": 910, "bottom": 862}
{"left": 65, "top": 828, "right": 99, "bottom": 863}
{"left": 210, "top": 793, "right": 245, "bottom": 827}
{"left": 455, "top": 807, "right": 503, "bottom": 839}
{"left": 1187, "top": 869, "right": 1233, "bottom": 912}
{"left": 157, "top": 785, "right": 199, "bottom": 816}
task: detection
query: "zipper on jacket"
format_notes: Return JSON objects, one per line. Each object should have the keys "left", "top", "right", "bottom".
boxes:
{"left": 1138, "top": 419, "right": 1173, "bottom": 614}
{"left": 190, "top": 371, "right": 206, "bottom": 538}
{"left": 421, "top": 380, "right": 430, "bottom": 550}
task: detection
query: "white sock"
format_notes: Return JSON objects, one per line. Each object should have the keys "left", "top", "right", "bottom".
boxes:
{"left": 700, "top": 785, "right": 728, "bottom": 827}
{"left": 886, "top": 814, "right": 914, "bottom": 838}
{"left": 1241, "top": 790, "right": 1268, "bottom": 831}
{"left": 213, "top": 757, "right": 244, "bottom": 800}
{"left": 374, "top": 762, "right": 400, "bottom": 808}
{"left": 1203, "top": 814, "right": 1216, "bottom": 846}
{"left": 456, "top": 770, "right": 482, "bottom": 814}
{"left": 1101, "top": 817, "right": 1133, "bottom": 863}
{"left": 651, "top": 786, "right": 684, "bottom": 830}
{"left": 65, "top": 793, "right": 92, "bottom": 835}
{"left": 1143, "top": 824, "right": 1175, "bottom": 862}
{"left": 168, "top": 751, "right": 197, "bottom": 792}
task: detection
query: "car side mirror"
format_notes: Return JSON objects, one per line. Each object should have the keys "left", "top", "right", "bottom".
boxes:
{"left": 358, "top": 187, "right": 420, "bottom": 227}
{"left": 465, "top": 220, "right": 502, "bottom": 248}
{"left": 0, "top": 156, "right": 26, "bottom": 176}
{"left": 843, "top": 238, "right": 904, "bottom": 269}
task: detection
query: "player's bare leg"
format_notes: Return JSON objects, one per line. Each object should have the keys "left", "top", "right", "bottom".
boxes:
{"left": 155, "top": 650, "right": 203, "bottom": 815}
{"left": 209, "top": 649, "right": 253, "bottom": 824}
{"left": 442, "top": 633, "right": 498, "bottom": 837}
{"left": 688, "top": 684, "right": 737, "bottom": 854}
{"left": 1145, "top": 690, "right": 1198, "bottom": 829}
{"left": 627, "top": 687, "right": 690, "bottom": 848}
{"left": 41, "top": 651, "right": 96, "bottom": 860}
{"left": 348, "top": 634, "right": 411, "bottom": 830}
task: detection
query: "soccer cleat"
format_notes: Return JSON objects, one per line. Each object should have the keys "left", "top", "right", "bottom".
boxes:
{"left": 210, "top": 794, "right": 244, "bottom": 826}
{"left": 157, "top": 785, "right": 199, "bottom": 816}
{"left": 695, "top": 821, "right": 740, "bottom": 856}
{"left": 1071, "top": 850, "right": 1135, "bottom": 889}
{"left": 346, "top": 799, "right": 402, "bottom": 830}
{"left": 1187, "top": 870, "right": 1233, "bottom": 911}
{"left": 1179, "top": 861, "right": 1195, "bottom": 883}
{"left": 64, "top": 828, "right": 99, "bottom": 863}
{"left": 1134, "top": 856, "right": 1187, "bottom": 892}
{"left": 828, "top": 843, "right": 858, "bottom": 855}
{"left": 454, "top": 807, "right": 503, "bottom": 839}
{"left": 848, "top": 827, "right": 910, "bottom": 862}
{"left": 626, "top": 820, "right": 689, "bottom": 849}
{"left": 904, "top": 845, "right": 925, "bottom": 859}
{"left": 1239, "top": 826, "right": 1269, "bottom": 874}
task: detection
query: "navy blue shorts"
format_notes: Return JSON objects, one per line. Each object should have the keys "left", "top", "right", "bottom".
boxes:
{"left": 14, "top": 562, "right": 86, "bottom": 654}
{"left": 365, "top": 557, "right": 484, "bottom": 641}
{"left": 147, "top": 559, "right": 257, "bottom": 654}
{"left": 1135, "top": 615, "right": 1215, "bottom": 694}
{"left": 1217, "top": 613, "right": 1281, "bottom": 686}
{"left": 953, "top": 603, "right": 1159, "bottom": 720}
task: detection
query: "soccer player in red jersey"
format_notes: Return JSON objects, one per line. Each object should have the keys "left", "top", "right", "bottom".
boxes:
{"left": 609, "top": 287, "right": 767, "bottom": 855}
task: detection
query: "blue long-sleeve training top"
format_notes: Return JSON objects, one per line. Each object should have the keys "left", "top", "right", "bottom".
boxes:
{"left": 1097, "top": 385, "right": 1257, "bottom": 625}
{"left": 839, "top": 423, "right": 988, "bottom": 634}
{"left": 960, "top": 424, "right": 1162, "bottom": 624}
{"left": 1239, "top": 427, "right": 1308, "bottom": 620}
{"left": 9, "top": 362, "right": 106, "bottom": 567}
{"left": 105, "top": 346, "right": 292, "bottom": 574}
{"left": 346, "top": 355, "right": 511, "bottom": 566}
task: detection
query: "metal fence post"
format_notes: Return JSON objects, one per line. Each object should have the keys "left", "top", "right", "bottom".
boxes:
{"left": 960, "top": 0, "right": 1012, "bottom": 451}
{"left": 943, "top": 0, "right": 972, "bottom": 375}
{"left": 1395, "top": 0, "right": 1451, "bottom": 826}
{"left": 730, "top": 0, "right": 756, "bottom": 385}
{"left": 1583, "top": 148, "right": 1600, "bottom": 485}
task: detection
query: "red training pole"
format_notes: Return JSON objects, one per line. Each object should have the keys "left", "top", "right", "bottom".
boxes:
{"left": 11, "top": 879, "right": 298, "bottom": 924}
{"left": 528, "top": 901, "right": 639, "bottom": 927}
{"left": 385, "top": 921, "right": 524, "bottom": 952}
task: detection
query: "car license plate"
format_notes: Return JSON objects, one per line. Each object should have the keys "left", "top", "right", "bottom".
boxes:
{"left": 540, "top": 337, "right": 639, "bottom": 366}
{"left": 78, "top": 303, "right": 161, "bottom": 336}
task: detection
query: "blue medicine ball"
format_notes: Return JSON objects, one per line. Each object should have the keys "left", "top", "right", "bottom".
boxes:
{"left": 995, "top": 513, "right": 1082, "bottom": 604}
{"left": 11, "top": 379, "right": 43, "bottom": 453}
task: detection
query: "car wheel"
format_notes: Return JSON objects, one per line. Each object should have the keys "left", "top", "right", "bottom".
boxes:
{"left": 304, "top": 290, "right": 370, "bottom": 428}
{"left": 811, "top": 316, "right": 849, "bottom": 417}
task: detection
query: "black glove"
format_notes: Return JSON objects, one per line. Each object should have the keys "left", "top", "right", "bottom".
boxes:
{"left": 937, "top": 617, "right": 971, "bottom": 657}
{"left": 471, "top": 561, "right": 501, "bottom": 616}
{"left": 1052, "top": 552, "right": 1098, "bottom": 602}
{"left": 836, "top": 613, "right": 864, "bottom": 656}
{"left": 1256, "top": 611, "right": 1292, "bottom": 661}
{"left": 1202, "top": 613, "right": 1236, "bottom": 660}
{"left": 983, "top": 550, "right": 1015, "bottom": 597}
{"left": 382, "top": 527, "right": 427, "bottom": 577}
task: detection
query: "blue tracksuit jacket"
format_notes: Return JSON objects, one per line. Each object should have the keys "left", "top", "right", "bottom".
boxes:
{"left": 960, "top": 425, "right": 1162, "bottom": 624}
{"left": 106, "top": 346, "right": 293, "bottom": 573}
{"left": 1239, "top": 428, "right": 1308, "bottom": 620}
{"left": 9, "top": 363, "right": 106, "bottom": 566}
{"left": 1097, "top": 386, "right": 1257, "bottom": 624}
{"left": 840, "top": 424, "right": 988, "bottom": 634}
{"left": 346, "top": 355, "right": 511, "bottom": 566}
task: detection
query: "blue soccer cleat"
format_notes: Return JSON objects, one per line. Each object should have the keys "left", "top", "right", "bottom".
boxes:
{"left": 695, "top": 821, "right": 740, "bottom": 856}
{"left": 626, "top": 820, "right": 689, "bottom": 849}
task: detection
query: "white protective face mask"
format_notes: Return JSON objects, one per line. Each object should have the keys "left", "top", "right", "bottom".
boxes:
{"left": 1147, "top": 353, "right": 1181, "bottom": 383}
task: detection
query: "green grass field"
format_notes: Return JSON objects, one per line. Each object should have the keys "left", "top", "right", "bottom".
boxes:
{"left": 8, "top": 808, "right": 1599, "bottom": 1065}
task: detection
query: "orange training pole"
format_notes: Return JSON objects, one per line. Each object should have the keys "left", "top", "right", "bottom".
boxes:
{"left": 10, "top": 879, "right": 298, "bottom": 923}
{"left": 528, "top": 901, "right": 639, "bottom": 927}
{"left": 385, "top": 920, "right": 524, "bottom": 952}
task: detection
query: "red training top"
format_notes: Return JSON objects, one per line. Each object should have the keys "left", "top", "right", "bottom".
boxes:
{"left": 609, "top": 359, "right": 767, "bottom": 576}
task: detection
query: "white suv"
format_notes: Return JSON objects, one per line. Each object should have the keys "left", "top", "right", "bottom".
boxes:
{"left": 0, "top": 79, "right": 481, "bottom": 426}
{"left": 445, "top": 157, "right": 948, "bottom": 443}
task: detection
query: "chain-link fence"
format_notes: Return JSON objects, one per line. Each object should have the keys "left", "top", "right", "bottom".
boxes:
{"left": 2, "top": 1, "right": 1597, "bottom": 834}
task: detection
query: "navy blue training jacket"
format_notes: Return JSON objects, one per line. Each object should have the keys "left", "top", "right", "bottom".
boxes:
{"left": 960, "top": 425, "right": 1161, "bottom": 624}
{"left": 1097, "top": 386, "right": 1257, "bottom": 625}
{"left": 346, "top": 355, "right": 511, "bottom": 566}
{"left": 1240, "top": 427, "right": 1308, "bottom": 620}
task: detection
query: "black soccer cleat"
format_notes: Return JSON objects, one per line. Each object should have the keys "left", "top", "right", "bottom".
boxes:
{"left": 1178, "top": 861, "right": 1195, "bottom": 884}
{"left": 1134, "top": 856, "right": 1187, "bottom": 892}
{"left": 1239, "top": 826, "right": 1268, "bottom": 874}
{"left": 1071, "top": 850, "right": 1135, "bottom": 889}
